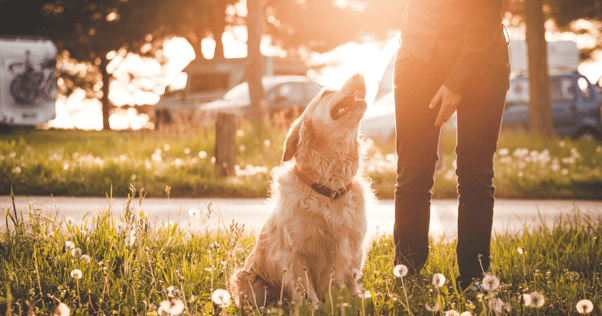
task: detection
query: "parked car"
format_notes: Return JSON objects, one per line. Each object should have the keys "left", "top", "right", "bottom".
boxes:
{"left": 503, "top": 71, "right": 602, "bottom": 139}
{"left": 194, "top": 75, "right": 322, "bottom": 124}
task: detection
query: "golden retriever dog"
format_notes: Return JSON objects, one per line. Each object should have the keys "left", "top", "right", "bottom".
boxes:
{"left": 229, "top": 74, "right": 375, "bottom": 308}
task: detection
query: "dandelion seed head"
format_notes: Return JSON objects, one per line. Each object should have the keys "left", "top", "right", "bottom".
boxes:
{"left": 393, "top": 264, "right": 408, "bottom": 278}
{"left": 529, "top": 291, "right": 545, "bottom": 308}
{"left": 432, "top": 273, "right": 446, "bottom": 288}
{"left": 54, "top": 302, "right": 70, "bottom": 316}
{"left": 460, "top": 312, "right": 473, "bottom": 316}
{"left": 264, "top": 139, "right": 271, "bottom": 147}
{"left": 576, "top": 299, "right": 594, "bottom": 314}
{"left": 211, "top": 289, "right": 232, "bottom": 308}
{"left": 64, "top": 241, "right": 75, "bottom": 250}
{"left": 158, "top": 299, "right": 184, "bottom": 315}
{"left": 188, "top": 208, "right": 201, "bottom": 218}
{"left": 445, "top": 311, "right": 460, "bottom": 316}
{"left": 80, "top": 254, "right": 92, "bottom": 264}
{"left": 198, "top": 151, "right": 208, "bottom": 159}
{"left": 70, "top": 269, "right": 82, "bottom": 280}
{"left": 237, "top": 130, "right": 244, "bottom": 137}
{"left": 65, "top": 216, "right": 75, "bottom": 226}
{"left": 12, "top": 166, "right": 21, "bottom": 174}
{"left": 521, "top": 294, "right": 532, "bottom": 306}
{"left": 425, "top": 302, "right": 440, "bottom": 312}
{"left": 184, "top": 148, "right": 191, "bottom": 155}
{"left": 482, "top": 274, "right": 500, "bottom": 292}
{"left": 70, "top": 247, "right": 82, "bottom": 257}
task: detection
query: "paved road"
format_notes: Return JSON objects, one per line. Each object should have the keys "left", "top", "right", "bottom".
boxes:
{"left": 2, "top": 196, "right": 601, "bottom": 239}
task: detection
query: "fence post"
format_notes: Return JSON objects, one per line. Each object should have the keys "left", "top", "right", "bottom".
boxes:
{"left": 215, "top": 112, "right": 236, "bottom": 178}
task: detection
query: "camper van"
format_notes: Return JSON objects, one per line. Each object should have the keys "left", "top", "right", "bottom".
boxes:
{"left": 0, "top": 36, "right": 57, "bottom": 130}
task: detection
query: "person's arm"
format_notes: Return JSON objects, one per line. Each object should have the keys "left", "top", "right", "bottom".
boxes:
{"left": 443, "top": 0, "right": 503, "bottom": 92}
{"left": 431, "top": 0, "right": 503, "bottom": 126}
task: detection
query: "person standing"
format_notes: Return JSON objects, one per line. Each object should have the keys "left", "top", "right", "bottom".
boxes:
{"left": 393, "top": 0, "right": 509, "bottom": 290}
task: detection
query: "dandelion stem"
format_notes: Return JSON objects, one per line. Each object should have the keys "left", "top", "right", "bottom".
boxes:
{"left": 246, "top": 277, "right": 261, "bottom": 315}
{"left": 328, "top": 274, "right": 334, "bottom": 316}
{"left": 400, "top": 277, "right": 413, "bottom": 316}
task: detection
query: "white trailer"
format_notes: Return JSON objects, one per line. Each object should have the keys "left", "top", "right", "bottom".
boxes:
{"left": 0, "top": 36, "right": 57, "bottom": 128}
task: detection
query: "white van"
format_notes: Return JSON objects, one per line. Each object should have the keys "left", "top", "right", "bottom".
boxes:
{"left": 0, "top": 36, "right": 57, "bottom": 129}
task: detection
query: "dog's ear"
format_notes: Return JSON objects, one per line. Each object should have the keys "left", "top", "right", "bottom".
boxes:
{"left": 282, "top": 118, "right": 303, "bottom": 162}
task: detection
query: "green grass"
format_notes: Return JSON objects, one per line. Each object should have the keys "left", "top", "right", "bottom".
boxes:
{"left": 1, "top": 190, "right": 600, "bottom": 315}
{"left": 1, "top": 126, "right": 602, "bottom": 199}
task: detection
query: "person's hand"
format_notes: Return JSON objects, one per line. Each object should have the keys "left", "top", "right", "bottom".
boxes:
{"left": 429, "top": 85, "right": 462, "bottom": 127}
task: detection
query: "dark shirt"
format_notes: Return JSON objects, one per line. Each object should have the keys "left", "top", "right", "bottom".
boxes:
{"left": 400, "top": 0, "right": 507, "bottom": 92}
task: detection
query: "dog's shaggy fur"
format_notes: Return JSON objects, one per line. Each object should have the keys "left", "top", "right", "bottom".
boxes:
{"left": 229, "top": 74, "right": 375, "bottom": 307}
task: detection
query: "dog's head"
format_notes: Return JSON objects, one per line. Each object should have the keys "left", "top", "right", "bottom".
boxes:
{"left": 282, "top": 74, "right": 367, "bottom": 164}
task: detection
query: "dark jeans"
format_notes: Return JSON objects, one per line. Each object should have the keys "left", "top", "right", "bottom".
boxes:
{"left": 393, "top": 44, "right": 509, "bottom": 279}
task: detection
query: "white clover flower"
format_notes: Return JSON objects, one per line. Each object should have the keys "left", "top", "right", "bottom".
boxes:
{"left": 12, "top": 166, "right": 21, "bottom": 174}
{"left": 158, "top": 299, "right": 184, "bottom": 315}
{"left": 264, "top": 139, "right": 271, "bottom": 147}
{"left": 482, "top": 274, "right": 500, "bottom": 292}
{"left": 425, "top": 302, "right": 440, "bottom": 312}
{"left": 63, "top": 163, "right": 69, "bottom": 170}
{"left": 351, "top": 268, "right": 362, "bottom": 282}
{"left": 432, "top": 273, "right": 446, "bottom": 288}
{"left": 70, "top": 247, "right": 82, "bottom": 257}
{"left": 184, "top": 148, "right": 191, "bottom": 155}
{"left": 498, "top": 148, "right": 509, "bottom": 156}
{"left": 53, "top": 302, "right": 70, "bottom": 316}
{"left": 80, "top": 254, "right": 92, "bottom": 264}
{"left": 529, "top": 291, "right": 545, "bottom": 308}
{"left": 188, "top": 208, "right": 201, "bottom": 218}
{"left": 445, "top": 311, "right": 460, "bottom": 316}
{"left": 198, "top": 151, "right": 208, "bottom": 159}
{"left": 70, "top": 269, "right": 82, "bottom": 279}
{"left": 163, "top": 144, "right": 170, "bottom": 151}
{"left": 518, "top": 247, "right": 526, "bottom": 254}
{"left": 561, "top": 168, "right": 569, "bottom": 176}
{"left": 210, "top": 157, "right": 216, "bottom": 163}
{"left": 393, "top": 264, "right": 408, "bottom": 278}
{"left": 64, "top": 241, "right": 75, "bottom": 250}
{"left": 460, "top": 312, "right": 473, "bottom": 316}
{"left": 236, "top": 130, "right": 244, "bottom": 137}
{"left": 48, "top": 231, "right": 55, "bottom": 238}
{"left": 239, "top": 145, "right": 246, "bottom": 152}
{"left": 576, "top": 299, "right": 594, "bottom": 314}
{"left": 211, "top": 289, "right": 232, "bottom": 308}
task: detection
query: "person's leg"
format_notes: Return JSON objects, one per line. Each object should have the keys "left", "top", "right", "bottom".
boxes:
{"left": 393, "top": 47, "right": 447, "bottom": 273}
{"left": 454, "top": 58, "right": 509, "bottom": 286}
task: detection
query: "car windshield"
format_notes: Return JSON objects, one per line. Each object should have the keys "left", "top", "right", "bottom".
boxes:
{"left": 222, "top": 79, "right": 295, "bottom": 102}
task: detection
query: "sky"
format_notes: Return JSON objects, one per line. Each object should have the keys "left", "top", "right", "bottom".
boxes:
{"left": 46, "top": 18, "right": 602, "bottom": 130}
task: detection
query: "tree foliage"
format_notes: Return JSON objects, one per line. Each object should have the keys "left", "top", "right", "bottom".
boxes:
{"left": 264, "top": 0, "right": 407, "bottom": 53}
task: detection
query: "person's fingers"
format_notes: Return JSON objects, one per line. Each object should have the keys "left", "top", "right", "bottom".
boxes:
{"left": 435, "top": 106, "right": 451, "bottom": 127}
{"left": 429, "top": 87, "right": 444, "bottom": 109}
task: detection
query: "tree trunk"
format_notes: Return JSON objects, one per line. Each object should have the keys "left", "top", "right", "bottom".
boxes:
{"left": 215, "top": 112, "right": 236, "bottom": 178}
{"left": 100, "top": 57, "right": 111, "bottom": 131}
{"left": 246, "top": 0, "right": 268, "bottom": 124}
{"left": 525, "top": 0, "right": 555, "bottom": 138}
{"left": 210, "top": 0, "right": 226, "bottom": 59}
